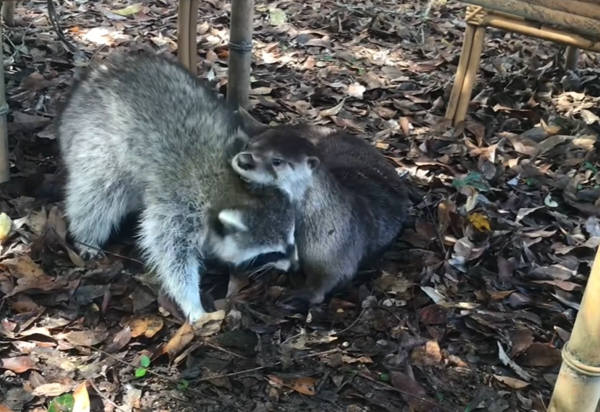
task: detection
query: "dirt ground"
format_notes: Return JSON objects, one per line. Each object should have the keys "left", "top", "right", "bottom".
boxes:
{"left": 1, "top": 1, "right": 599, "bottom": 411}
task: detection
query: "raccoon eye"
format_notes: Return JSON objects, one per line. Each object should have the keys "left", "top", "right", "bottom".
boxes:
{"left": 272, "top": 158, "right": 284, "bottom": 167}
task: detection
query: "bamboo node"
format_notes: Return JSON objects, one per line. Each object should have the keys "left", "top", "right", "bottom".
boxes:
{"left": 229, "top": 41, "right": 253, "bottom": 52}
{"left": 466, "top": 6, "right": 488, "bottom": 26}
{"left": 562, "top": 342, "right": 600, "bottom": 377}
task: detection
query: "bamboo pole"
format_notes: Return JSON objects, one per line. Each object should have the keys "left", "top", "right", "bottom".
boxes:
{"left": 227, "top": 0, "right": 254, "bottom": 110}
{"left": 453, "top": 26, "right": 486, "bottom": 125}
{"left": 548, "top": 244, "right": 600, "bottom": 412}
{"left": 0, "top": 20, "right": 10, "bottom": 183}
{"left": 565, "top": 46, "right": 580, "bottom": 70}
{"left": 461, "top": 0, "right": 600, "bottom": 40}
{"left": 177, "top": 1, "right": 191, "bottom": 71}
{"left": 521, "top": 0, "right": 600, "bottom": 21}
{"left": 485, "top": 14, "right": 600, "bottom": 52}
{"left": 187, "top": 0, "right": 199, "bottom": 75}
{"left": 1, "top": 1, "right": 14, "bottom": 27}
{"left": 445, "top": 24, "right": 476, "bottom": 122}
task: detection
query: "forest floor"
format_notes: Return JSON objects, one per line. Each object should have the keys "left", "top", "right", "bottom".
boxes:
{"left": 1, "top": 0, "right": 600, "bottom": 411}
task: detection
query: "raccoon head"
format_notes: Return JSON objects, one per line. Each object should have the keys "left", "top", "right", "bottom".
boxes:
{"left": 231, "top": 130, "right": 320, "bottom": 202}
{"left": 206, "top": 207, "right": 297, "bottom": 270}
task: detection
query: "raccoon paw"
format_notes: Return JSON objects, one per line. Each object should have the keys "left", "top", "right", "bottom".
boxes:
{"left": 75, "top": 244, "right": 105, "bottom": 261}
{"left": 277, "top": 290, "right": 315, "bottom": 312}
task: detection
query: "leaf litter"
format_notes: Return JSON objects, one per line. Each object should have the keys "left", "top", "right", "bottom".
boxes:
{"left": 0, "top": 0, "right": 599, "bottom": 411}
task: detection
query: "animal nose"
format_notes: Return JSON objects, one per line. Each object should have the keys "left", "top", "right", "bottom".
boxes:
{"left": 237, "top": 153, "right": 256, "bottom": 171}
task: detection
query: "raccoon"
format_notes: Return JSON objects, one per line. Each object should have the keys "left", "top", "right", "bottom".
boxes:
{"left": 231, "top": 124, "right": 409, "bottom": 309}
{"left": 56, "top": 52, "right": 296, "bottom": 322}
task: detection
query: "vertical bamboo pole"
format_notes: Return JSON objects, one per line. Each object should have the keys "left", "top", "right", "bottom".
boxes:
{"left": 445, "top": 24, "right": 477, "bottom": 122}
{"left": 177, "top": 1, "right": 191, "bottom": 70}
{"left": 227, "top": 0, "right": 254, "bottom": 110}
{"left": 2, "top": 1, "right": 15, "bottom": 27}
{"left": 565, "top": 46, "right": 580, "bottom": 70}
{"left": 188, "top": 0, "right": 199, "bottom": 75}
{"left": 0, "top": 19, "right": 10, "bottom": 183}
{"left": 548, "top": 244, "right": 600, "bottom": 412}
{"left": 454, "top": 26, "right": 486, "bottom": 125}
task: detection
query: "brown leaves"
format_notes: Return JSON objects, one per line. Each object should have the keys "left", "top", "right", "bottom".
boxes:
{"left": 1, "top": 356, "right": 36, "bottom": 373}
{"left": 128, "top": 315, "right": 163, "bottom": 338}
{"left": 267, "top": 375, "right": 316, "bottom": 396}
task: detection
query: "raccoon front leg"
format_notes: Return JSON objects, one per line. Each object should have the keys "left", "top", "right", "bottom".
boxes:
{"left": 64, "top": 176, "right": 133, "bottom": 259}
{"left": 138, "top": 204, "right": 206, "bottom": 323}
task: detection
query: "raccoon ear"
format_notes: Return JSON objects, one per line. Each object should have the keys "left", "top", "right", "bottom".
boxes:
{"left": 306, "top": 156, "right": 320, "bottom": 170}
{"left": 236, "top": 105, "right": 269, "bottom": 136}
{"left": 218, "top": 209, "right": 248, "bottom": 232}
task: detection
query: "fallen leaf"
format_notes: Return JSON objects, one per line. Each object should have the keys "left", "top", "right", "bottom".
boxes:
{"left": 111, "top": 3, "right": 142, "bottom": 16}
{"left": 347, "top": 82, "right": 366, "bottom": 99}
{"left": 267, "top": 375, "right": 316, "bottom": 396}
{"left": 191, "top": 310, "right": 225, "bottom": 337}
{"left": 72, "top": 382, "right": 90, "bottom": 412}
{"left": 128, "top": 315, "right": 164, "bottom": 338}
{"left": 468, "top": 212, "right": 491, "bottom": 232}
{"left": 494, "top": 375, "right": 530, "bottom": 390}
{"left": 319, "top": 99, "right": 345, "bottom": 117}
{"left": 32, "top": 383, "right": 73, "bottom": 397}
{"left": 164, "top": 322, "right": 194, "bottom": 358}
{"left": 0, "top": 213, "right": 12, "bottom": 242}
{"left": 2, "top": 255, "right": 45, "bottom": 279}
{"left": 517, "top": 343, "right": 562, "bottom": 367}
{"left": 1, "top": 357, "right": 36, "bottom": 373}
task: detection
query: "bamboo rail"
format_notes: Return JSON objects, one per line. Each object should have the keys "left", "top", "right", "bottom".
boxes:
{"left": 445, "top": 1, "right": 600, "bottom": 125}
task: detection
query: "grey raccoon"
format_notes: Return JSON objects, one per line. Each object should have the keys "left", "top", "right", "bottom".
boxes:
{"left": 231, "top": 124, "right": 408, "bottom": 309}
{"left": 56, "top": 52, "right": 296, "bottom": 322}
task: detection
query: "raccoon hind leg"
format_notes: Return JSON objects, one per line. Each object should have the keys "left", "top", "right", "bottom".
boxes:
{"left": 64, "top": 174, "right": 137, "bottom": 259}
{"left": 138, "top": 201, "right": 206, "bottom": 323}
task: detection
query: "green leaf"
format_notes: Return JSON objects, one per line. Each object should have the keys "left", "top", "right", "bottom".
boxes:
{"left": 178, "top": 379, "right": 190, "bottom": 390}
{"left": 378, "top": 372, "right": 390, "bottom": 382}
{"left": 140, "top": 355, "right": 151, "bottom": 368}
{"left": 48, "top": 393, "right": 75, "bottom": 412}
{"left": 584, "top": 161, "right": 599, "bottom": 174}
{"left": 111, "top": 3, "right": 142, "bottom": 16}
{"left": 135, "top": 367, "right": 147, "bottom": 378}
{"left": 269, "top": 8, "right": 287, "bottom": 26}
{"left": 452, "top": 172, "right": 490, "bottom": 192}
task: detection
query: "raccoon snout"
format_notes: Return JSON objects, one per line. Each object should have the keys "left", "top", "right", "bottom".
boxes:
{"left": 236, "top": 153, "right": 257, "bottom": 171}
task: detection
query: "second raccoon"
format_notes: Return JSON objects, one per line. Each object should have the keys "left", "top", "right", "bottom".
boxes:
{"left": 56, "top": 52, "right": 296, "bottom": 322}
{"left": 231, "top": 124, "right": 409, "bottom": 308}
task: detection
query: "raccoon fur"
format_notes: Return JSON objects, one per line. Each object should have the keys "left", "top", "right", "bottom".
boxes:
{"left": 56, "top": 52, "right": 296, "bottom": 322}
{"left": 231, "top": 124, "right": 409, "bottom": 309}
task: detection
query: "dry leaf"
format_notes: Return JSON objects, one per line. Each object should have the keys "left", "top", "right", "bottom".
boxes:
{"left": 128, "top": 315, "right": 164, "bottom": 338}
{"left": 468, "top": 213, "right": 491, "bottom": 232}
{"left": 32, "top": 383, "right": 73, "bottom": 397}
{"left": 191, "top": 310, "right": 225, "bottom": 337}
{"left": 1, "top": 356, "right": 36, "bottom": 373}
{"left": 319, "top": 99, "right": 345, "bottom": 117}
{"left": 494, "top": 375, "right": 529, "bottom": 390}
{"left": 347, "top": 82, "right": 366, "bottom": 99}
{"left": 0, "top": 213, "right": 12, "bottom": 242}
{"left": 2, "top": 255, "right": 45, "bottom": 279}
{"left": 72, "top": 381, "right": 91, "bottom": 412}
{"left": 164, "top": 322, "right": 194, "bottom": 358}
{"left": 267, "top": 375, "right": 316, "bottom": 396}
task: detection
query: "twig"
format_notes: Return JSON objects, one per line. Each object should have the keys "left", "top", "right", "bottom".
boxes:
{"left": 335, "top": 307, "right": 367, "bottom": 335}
{"left": 203, "top": 341, "right": 246, "bottom": 359}
{"left": 92, "top": 344, "right": 339, "bottom": 387}
{"left": 357, "top": 372, "right": 458, "bottom": 412}
{"left": 87, "top": 379, "right": 128, "bottom": 412}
